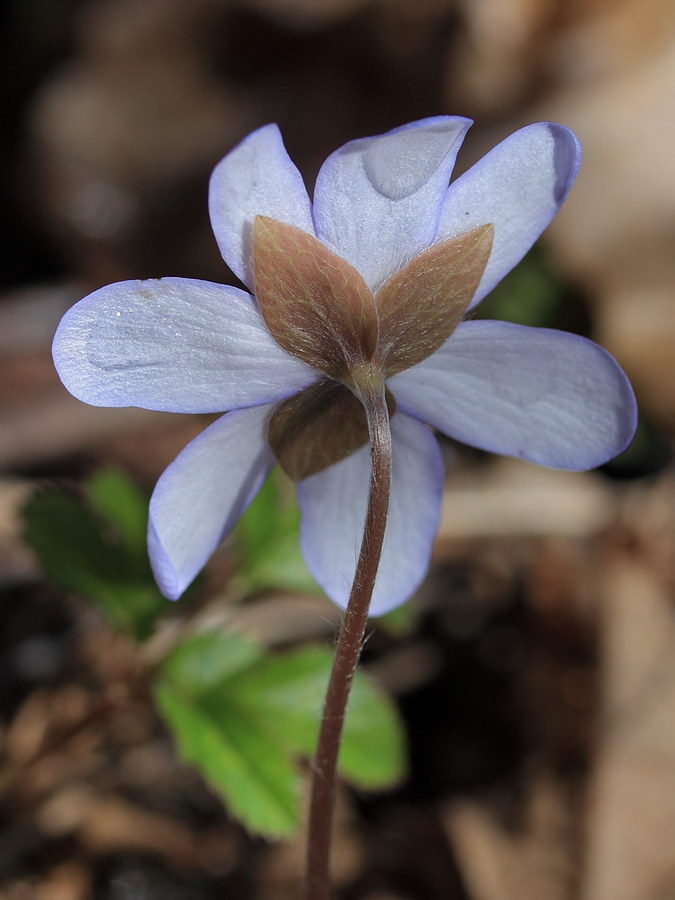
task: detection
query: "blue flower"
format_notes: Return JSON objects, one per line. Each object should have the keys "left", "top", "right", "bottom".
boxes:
{"left": 53, "top": 118, "right": 637, "bottom": 615}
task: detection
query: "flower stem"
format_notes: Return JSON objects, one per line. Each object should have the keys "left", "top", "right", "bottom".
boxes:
{"left": 305, "top": 382, "right": 392, "bottom": 900}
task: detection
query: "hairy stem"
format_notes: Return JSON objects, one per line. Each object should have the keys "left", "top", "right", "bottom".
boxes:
{"left": 305, "top": 382, "right": 392, "bottom": 900}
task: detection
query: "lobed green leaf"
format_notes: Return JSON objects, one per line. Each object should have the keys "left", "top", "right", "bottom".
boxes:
{"left": 155, "top": 631, "right": 407, "bottom": 837}
{"left": 155, "top": 682, "right": 300, "bottom": 838}
{"left": 22, "top": 473, "right": 165, "bottom": 641}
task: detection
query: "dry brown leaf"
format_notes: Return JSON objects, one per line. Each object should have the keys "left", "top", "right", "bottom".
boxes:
{"left": 0, "top": 479, "right": 38, "bottom": 586}
{"left": 38, "top": 788, "right": 240, "bottom": 875}
{"left": 583, "top": 561, "right": 675, "bottom": 900}
{"left": 437, "top": 459, "right": 616, "bottom": 541}
{"left": 35, "top": 863, "right": 91, "bottom": 900}
{"left": 445, "top": 774, "right": 574, "bottom": 900}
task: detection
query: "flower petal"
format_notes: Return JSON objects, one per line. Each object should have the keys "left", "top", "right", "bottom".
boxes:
{"left": 296, "top": 412, "right": 444, "bottom": 616}
{"left": 148, "top": 404, "right": 275, "bottom": 600}
{"left": 52, "top": 278, "right": 317, "bottom": 412}
{"left": 313, "top": 116, "right": 472, "bottom": 290}
{"left": 390, "top": 320, "right": 637, "bottom": 470}
{"left": 437, "top": 123, "right": 581, "bottom": 310}
{"left": 208, "top": 124, "right": 315, "bottom": 289}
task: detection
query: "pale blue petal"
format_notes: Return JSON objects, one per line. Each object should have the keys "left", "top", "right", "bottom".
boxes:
{"left": 437, "top": 123, "right": 581, "bottom": 311}
{"left": 148, "top": 405, "right": 275, "bottom": 600}
{"left": 53, "top": 278, "right": 317, "bottom": 412}
{"left": 296, "top": 412, "right": 444, "bottom": 616}
{"left": 208, "top": 124, "right": 315, "bottom": 290}
{"left": 390, "top": 320, "right": 637, "bottom": 470}
{"left": 313, "top": 116, "right": 472, "bottom": 291}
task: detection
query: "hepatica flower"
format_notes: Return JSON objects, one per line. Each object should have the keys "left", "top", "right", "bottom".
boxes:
{"left": 53, "top": 118, "right": 636, "bottom": 616}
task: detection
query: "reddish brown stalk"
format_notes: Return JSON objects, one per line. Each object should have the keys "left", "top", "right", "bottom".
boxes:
{"left": 305, "top": 382, "right": 392, "bottom": 900}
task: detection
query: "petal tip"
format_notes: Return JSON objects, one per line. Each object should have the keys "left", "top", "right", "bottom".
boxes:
{"left": 208, "top": 122, "right": 312, "bottom": 287}
{"left": 208, "top": 123, "right": 281, "bottom": 183}
{"left": 544, "top": 122, "right": 582, "bottom": 204}
{"left": 51, "top": 308, "right": 107, "bottom": 408}
{"left": 147, "top": 515, "right": 186, "bottom": 602}
{"left": 363, "top": 116, "right": 473, "bottom": 201}
{"left": 610, "top": 366, "right": 639, "bottom": 458}
{"left": 572, "top": 340, "right": 638, "bottom": 471}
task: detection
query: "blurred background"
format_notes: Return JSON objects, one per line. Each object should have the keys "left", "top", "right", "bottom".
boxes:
{"left": 1, "top": 0, "right": 675, "bottom": 898}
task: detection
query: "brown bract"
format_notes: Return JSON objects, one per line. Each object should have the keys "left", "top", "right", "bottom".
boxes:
{"left": 375, "top": 224, "right": 493, "bottom": 376}
{"left": 268, "top": 380, "right": 396, "bottom": 481}
{"left": 255, "top": 216, "right": 493, "bottom": 480}
{"left": 253, "top": 217, "right": 378, "bottom": 380}
{"left": 254, "top": 216, "right": 493, "bottom": 384}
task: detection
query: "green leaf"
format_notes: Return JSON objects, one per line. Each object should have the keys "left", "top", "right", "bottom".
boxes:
{"left": 23, "top": 490, "right": 126, "bottom": 596}
{"left": 477, "top": 249, "right": 563, "bottom": 328}
{"left": 155, "top": 631, "right": 407, "bottom": 837}
{"left": 22, "top": 474, "right": 166, "bottom": 641}
{"left": 338, "top": 660, "right": 407, "bottom": 789}
{"left": 235, "top": 470, "right": 286, "bottom": 562}
{"left": 157, "top": 631, "right": 300, "bottom": 837}
{"left": 161, "top": 631, "right": 263, "bottom": 693}
{"left": 379, "top": 600, "right": 418, "bottom": 637}
{"left": 230, "top": 646, "right": 406, "bottom": 790}
{"left": 241, "top": 531, "right": 319, "bottom": 596}
{"left": 155, "top": 682, "right": 300, "bottom": 838}
{"left": 235, "top": 472, "right": 319, "bottom": 596}
{"left": 86, "top": 468, "right": 149, "bottom": 553}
